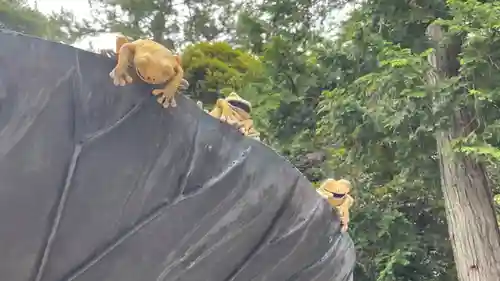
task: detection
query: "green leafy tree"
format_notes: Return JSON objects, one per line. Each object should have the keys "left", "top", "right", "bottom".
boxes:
{"left": 0, "top": 0, "right": 73, "bottom": 42}
{"left": 74, "top": 0, "right": 241, "bottom": 50}
{"left": 180, "top": 41, "right": 282, "bottom": 143}
{"left": 181, "top": 42, "right": 265, "bottom": 104}
{"left": 233, "top": 0, "right": 347, "bottom": 180}
{"left": 317, "top": 0, "right": 500, "bottom": 280}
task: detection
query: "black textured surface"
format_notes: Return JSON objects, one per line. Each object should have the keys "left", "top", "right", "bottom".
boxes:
{"left": 0, "top": 30, "right": 356, "bottom": 281}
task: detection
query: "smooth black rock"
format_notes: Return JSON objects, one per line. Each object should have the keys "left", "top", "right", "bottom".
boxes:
{"left": 0, "top": 29, "right": 355, "bottom": 281}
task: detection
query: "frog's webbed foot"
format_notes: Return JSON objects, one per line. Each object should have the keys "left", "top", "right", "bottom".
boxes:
{"left": 179, "top": 79, "right": 189, "bottom": 91}
{"left": 109, "top": 67, "right": 133, "bottom": 86}
{"left": 236, "top": 122, "right": 252, "bottom": 136}
{"left": 245, "top": 129, "right": 260, "bottom": 139}
{"left": 220, "top": 110, "right": 240, "bottom": 125}
{"left": 238, "top": 125, "right": 247, "bottom": 135}
{"left": 237, "top": 120, "right": 254, "bottom": 136}
{"left": 153, "top": 89, "right": 177, "bottom": 108}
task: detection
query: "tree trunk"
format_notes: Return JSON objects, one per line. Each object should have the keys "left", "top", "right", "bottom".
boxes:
{"left": 426, "top": 24, "right": 500, "bottom": 281}
{"left": 151, "top": 12, "right": 164, "bottom": 41}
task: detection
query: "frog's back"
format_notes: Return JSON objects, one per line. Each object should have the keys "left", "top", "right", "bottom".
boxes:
{"left": 133, "top": 39, "right": 173, "bottom": 54}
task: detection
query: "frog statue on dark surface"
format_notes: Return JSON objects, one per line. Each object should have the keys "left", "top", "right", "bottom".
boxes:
{"left": 108, "top": 35, "right": 188, "bottom": 108}
{"left": 317, "top": 178, "right": 354, "bottom": 232}
{"left": 198, "top": 92, "right": 260, "bottom": 140}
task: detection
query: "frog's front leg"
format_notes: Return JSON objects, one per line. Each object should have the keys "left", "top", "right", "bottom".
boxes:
{"left": 337, "top": 206, "right": 349, "bottom": 232}
{"left": 238, "top": 119, "right": 255, "bottom": 135}
{"left": 339, "top": 195, "right": 354, "bottom": 232}
{"left": 115, "top": 35, "right": 129, "bottom": 59}
{"left": 209, "top": 99, "right": 241, "bottom": 129}
{"left": 179, "top": 79, "right": 190, "bottom": 91}
{"left": 153, "top": 59, "right": 184, "bottom": 108}
{"left": 246, "top": 127, "right": 261, "bottom": 140}
{"left": 215, "top": 99, "right": 238, "bottom": 124}
{"left": 109, "top": 41, "right": 135, "bottom": 86}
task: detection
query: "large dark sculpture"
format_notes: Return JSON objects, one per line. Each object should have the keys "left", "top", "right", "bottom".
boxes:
{"left": 0, "top": 29, "right": 355, "bottom": 281}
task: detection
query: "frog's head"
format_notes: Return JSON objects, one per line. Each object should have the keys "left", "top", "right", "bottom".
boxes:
{"left": 320, "top": 178, "right": 351, "bottom": 205}
{"left": 133, "top": 54, "right": 169, "bottom": 85}
{"left": 225, "top": 92, "right": 252, "bottom": 113}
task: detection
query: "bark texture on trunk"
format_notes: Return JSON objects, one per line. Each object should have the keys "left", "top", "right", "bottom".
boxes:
{"left": 427, "top": 23, "right": 500, "bottom": 281}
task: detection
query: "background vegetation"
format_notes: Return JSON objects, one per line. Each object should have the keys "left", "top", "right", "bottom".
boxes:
{"left": 2, "top": 0, "right": 500, "bottom": 280}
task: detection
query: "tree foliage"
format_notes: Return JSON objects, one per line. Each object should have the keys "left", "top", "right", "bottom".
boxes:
{"left": 181, "top": 42, "right": 265, "bottom": 104}
{"left": 73, "top": 0, "right": 242, "bottom": 50}
{"left": 316, "top": 0, "right": 500, "bottom": 280}
{"left": 0, "top": 0, "right": 73, "bottom": 42}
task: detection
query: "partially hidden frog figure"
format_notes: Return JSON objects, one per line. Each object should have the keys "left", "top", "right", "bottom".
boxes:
{"left": 198, "top": 92, "right": 260, "bottom": 140}
{"left": 317, "top": 178, "right": 354, "bottom": 232}
{"left": 109, "top": 35, "right": 187, "bottom": 108}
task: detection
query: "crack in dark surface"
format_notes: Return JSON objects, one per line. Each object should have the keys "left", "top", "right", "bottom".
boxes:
{"left": 222, "top": 176, "right": 301, "bottom": 281}
{"left": 61, "top": 196, "right": 174, "bottom": 281}
{"left": 116, "top": 113, "right": 185, "bottom": 227}
{"left": 31, "top": 67, "right": 79, "bottom": 281}
{"left": 176, "top": 146, "right": 251, "bottom": 203}
{"left": 260, "top": 201, "right": 322, "bottom": 279}
{"left": 154, "top": 170, "right": 255, "bottom": 278}
{"left": 155, "top": 150, "right": 253, "bottom": 280}
{"left": 62, "top": 145, "right": 251, "bottom": 281}
{"left": 33, "top": 145, "right": 82, "bottom": 281}
{"left": 84, "top": 101, "right": 144, "bottom": 143}
{"left": 287, "top": 231, "right": 351, "bottom": 281}
{"left": 0, "top": 67, "right": 74, "bottom": 158}
{"left": 174, "top": 118, "right": 200, "bottom": 198}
